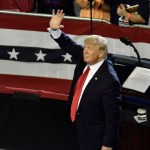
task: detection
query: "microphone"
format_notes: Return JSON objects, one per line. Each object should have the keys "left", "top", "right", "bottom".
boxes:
{"left": 120, "top": 37, "right": 132, "bottom": 46}
{"left": 120, "top": 37, "right": 141, "bottom": 67}
{"left": 88, "top": 0, "right": 94, "bottom": 34}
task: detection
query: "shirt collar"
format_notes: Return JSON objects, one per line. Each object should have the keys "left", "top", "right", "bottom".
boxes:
{"left": 84, "top": 59, "right": 104, "bottom": 74}
{"left": 89, "top": 59, "right": 104, "bottom": 72}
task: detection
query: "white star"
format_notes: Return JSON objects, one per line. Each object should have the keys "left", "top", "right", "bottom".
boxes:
{"left": 35, "top": 50, "right": 47, "bottom": 61}
{"left": 7, "top": 48, "right": 20, "bottom": 60}
{"left": 62, "top": 53, "right": 72, "bottom": 62}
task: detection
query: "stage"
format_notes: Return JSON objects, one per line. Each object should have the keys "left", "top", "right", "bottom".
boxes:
{"left": 0, "top": 93, "right": 150, "bottom": 150}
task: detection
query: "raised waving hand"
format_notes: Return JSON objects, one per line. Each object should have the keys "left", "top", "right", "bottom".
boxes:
{"left": 49, "top": 10, "right": 65, "bottom": 30}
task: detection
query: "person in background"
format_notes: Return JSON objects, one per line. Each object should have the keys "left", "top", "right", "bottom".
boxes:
{"left": 104, "top": 0, "right": 149, "bottom": 27}
{"left": 48, "top": 10, "right": 121, "bottom": 150}
{"left": 148, "top": 0, "right": 150, "bottom": 25}
{"left": 0, "top": 0, "right": 36, "bottom": 12}
{"left": 76, "top": 0, "right": 110, "bottom": 21}
{"left": 37, "top": 0, "right": 76, "bottom": 16}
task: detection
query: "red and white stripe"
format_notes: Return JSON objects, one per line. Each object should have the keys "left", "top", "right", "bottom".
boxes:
{"left": 0, "top": 11, "right": 150, "bottom": 100}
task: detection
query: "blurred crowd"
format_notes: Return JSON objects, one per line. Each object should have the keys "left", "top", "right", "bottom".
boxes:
{"left": 0, "top": 0, "right": 150, "bottom": 26}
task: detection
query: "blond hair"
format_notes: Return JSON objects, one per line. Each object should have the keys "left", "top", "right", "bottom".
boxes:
{"left": 84, "top": 35, "right": 108, "bottom": 59}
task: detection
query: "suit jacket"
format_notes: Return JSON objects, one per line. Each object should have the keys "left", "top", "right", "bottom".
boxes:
{"left": 54, "top": 32, "right": 121, "bottom": 150}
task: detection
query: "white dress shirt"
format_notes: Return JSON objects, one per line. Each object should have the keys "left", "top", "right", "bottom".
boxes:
{"left": 77, "top": 60, "right": 104, "bottom": 107}
{"left": 47, "top": 27, "right": 61, "bottom": 39}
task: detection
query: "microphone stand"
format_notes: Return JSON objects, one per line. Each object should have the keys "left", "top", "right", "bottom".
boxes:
{"left": 130, "top": 43, "right": 142, "bottom": 67}
{"left": 120, "top": 37, "right": 142, "bottom": 67}
{"left": 89, "top": 0, "right": 93, "bottom": 34}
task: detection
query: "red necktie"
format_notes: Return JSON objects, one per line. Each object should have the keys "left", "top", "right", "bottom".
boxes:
{"left": 70, "top": 66, "right": 90, "bottom": 122}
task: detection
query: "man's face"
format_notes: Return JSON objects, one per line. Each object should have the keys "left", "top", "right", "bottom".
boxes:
{"left": 83, "top": 44, "right": 103, "bottom": 65}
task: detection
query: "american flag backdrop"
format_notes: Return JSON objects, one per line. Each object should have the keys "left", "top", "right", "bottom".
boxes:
{"left": 0, "top": 11, "right": 150, "bottom": 100}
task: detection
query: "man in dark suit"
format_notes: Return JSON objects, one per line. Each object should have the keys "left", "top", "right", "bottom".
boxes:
{"left": 48, "top": 10, "right": 121, "bottom": 150}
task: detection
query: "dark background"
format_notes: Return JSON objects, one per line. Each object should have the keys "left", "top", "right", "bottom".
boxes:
{"left": 0, "top": 93, "right": 150, "bottom": 150}
{"left": 0, "top": 93, "right": 78, "bottom": 150}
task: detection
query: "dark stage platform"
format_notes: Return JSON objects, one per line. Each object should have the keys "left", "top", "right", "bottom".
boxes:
{"left": 0, "top": 94, "right": 78, "bottom": 150}
{"left": 0, "top": 93, "right": 150, "bottom": 150}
